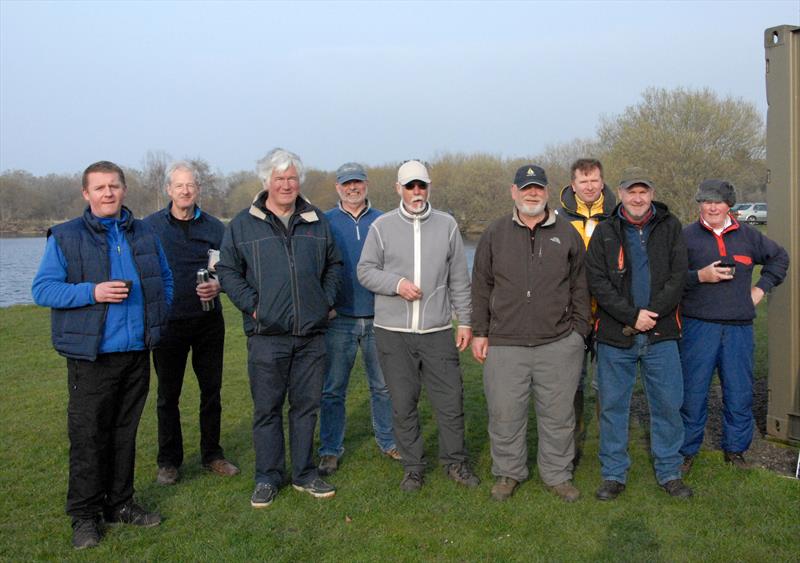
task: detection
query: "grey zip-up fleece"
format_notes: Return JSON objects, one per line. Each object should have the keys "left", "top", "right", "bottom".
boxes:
{"left": 357, "top": 202, "right": 471, "bottom": 333}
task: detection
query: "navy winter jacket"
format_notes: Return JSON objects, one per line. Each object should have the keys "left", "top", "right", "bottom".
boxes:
{"left": 32, "top": 207, "right": 173, "bottom": 360}
{"left": 144, "top": 204, "right": 225, "bottom": 320}
{"left": 217, "top": 192, "right": 343, "bottom": 337}
{"left": 682, "top": 217, "right": 788, "bottom": 323}
{"left": 325, "top": 202, "right": 381, "bottom": 317}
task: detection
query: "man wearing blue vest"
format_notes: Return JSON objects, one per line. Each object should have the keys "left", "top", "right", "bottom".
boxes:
{"left": 145, "top": 161, "right": 239, "bottom": 486}
{"left": 32, "top": 161, "right": 173, "bottom": 549}
{"left": 318, "top": 162, "right": 399, "bottom": 477}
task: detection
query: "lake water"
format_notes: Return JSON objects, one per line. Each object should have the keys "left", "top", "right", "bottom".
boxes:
{"left": 0, "top": 237, "right": 46, "bottom": 307}
{"left": 0, "top": 236, "right": 478, "bottom": 308}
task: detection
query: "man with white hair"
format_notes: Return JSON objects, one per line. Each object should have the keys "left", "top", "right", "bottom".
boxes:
{"left": 144, "top": 161, "right": 239, "bottom": 486}
{"left": 217, "top": 148, "right": 343, "bottom": 507}
{"left": 357, "top": 159, "right": 479, "bottom": 492}
{"left": 471, "top": 164, "right": 590, "bottom": 502}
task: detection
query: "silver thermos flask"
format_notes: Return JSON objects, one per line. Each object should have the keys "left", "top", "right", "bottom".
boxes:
{"left": 197, "top": 268, "right": 214, "bottom": 312}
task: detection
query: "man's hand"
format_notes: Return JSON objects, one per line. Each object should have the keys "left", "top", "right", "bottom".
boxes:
{"left": 751, "top": 286, "right": 765, "bottom": 306}
{"left": 196, "top": 278, "right": 221, "bottom": 302}
{"left": 328, "top": 309, "right": 338, "bottom": 320}
{"left": 94, "top": 281, "right": 129, "bottom": 303}
{"left": 634, "top": 309, "right": 658, "bottom": 332}
{"left": 397, "top": 278, "right": 423, "bottom": 301}
{"left": 697, "top": 260, "right": 734, "bottom": 283}
{"left": 455, "top": 326, "right": 472, "bottom": 352}
{"left": 471, "top": 336, "right": 488, "bottom": 364}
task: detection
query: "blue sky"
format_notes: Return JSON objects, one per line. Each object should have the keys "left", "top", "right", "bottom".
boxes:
{"left": 1, "top": 0, "right": 797, "bottom": 176}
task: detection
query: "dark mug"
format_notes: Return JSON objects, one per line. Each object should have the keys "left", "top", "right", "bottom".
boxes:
{"left": 111, "top": 279, "right": 133, "bottom": 291}
{"left": 718, "top": 257, "right": 736, "bottom": 276}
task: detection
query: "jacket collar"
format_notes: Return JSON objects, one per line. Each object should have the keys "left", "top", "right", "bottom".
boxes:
{"left": 558, "top": 184, "right": 616, "bottom": 219}
{"left": 398, "top": 200, "right": 432, "bottom": 222}
{"left": 83, "top": 205, "right": 134, "bottom": 233}
{"left": 337, "top": 199, "right": 372, "bottom": 220}
{"left": 248, "top": 190, "right": 319, "bottom": 223}
{"left": 512, "top": 205, "right": 556, "bottom": 228}
{"left": 164, "top": 202, "right": 202, "bottom": 223}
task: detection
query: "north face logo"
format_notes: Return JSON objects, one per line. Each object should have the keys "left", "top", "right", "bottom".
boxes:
{"left": 550, "top": 236, "right": 561, "bottom": 244}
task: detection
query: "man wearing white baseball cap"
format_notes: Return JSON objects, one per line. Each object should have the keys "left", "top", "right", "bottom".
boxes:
{"left": 357, "top": 159, "right": 478, "bottom": 492}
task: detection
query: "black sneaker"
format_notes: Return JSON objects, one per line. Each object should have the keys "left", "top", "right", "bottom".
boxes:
{"left": 445, "top": 462, "right": 480, "bottom": 487}
{"left": 72, "top": 518, "right": 101, "bottom": 550}
{"left": 105, "top": 502, "right": 161, "bottom": 527}
{"left": 400, "top": 471, "right": 424, "bottom": 492}
{"left": 292, "top": 478, "right": 336, "bottom": 498}
{"left": 661, "top": 478, "right": 693, "bottom": 498}
{"left": 318, "top": 455, "right": 339, "bottom": 477}
{"left": 595, "top": 480, "right": 626, "bottom": 501}
{"left": 251, "top": 482, "right": 278, "bottom": 508}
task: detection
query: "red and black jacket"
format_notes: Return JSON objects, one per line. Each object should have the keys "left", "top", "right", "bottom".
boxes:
{"left": 681, "top": 216, "right": 788, "bottom": 324}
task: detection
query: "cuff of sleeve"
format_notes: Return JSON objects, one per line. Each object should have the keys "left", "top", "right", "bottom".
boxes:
{"left": 755, "top": 279, "right": 772, "bottom": 294}
{"left": 395, "top": 278, "right": 406, "bottom": 294}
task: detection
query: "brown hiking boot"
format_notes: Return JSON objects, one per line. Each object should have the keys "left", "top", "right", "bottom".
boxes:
{"left": 383, "top": 447, "right": 402, "bottom": 461}
{"left": 490, "top": 476, "right": 519, "bottom": 501}
{"left": 547, "top": 480, "right": 581, "bottom": 502}
{"left": 661, "top": 478, "right": 693, "bottom": 498}
{"left": 723, "top": 451, "right": 752, "bottom": 470}
{"left": 204, "top": 458, "right": 240, "bottom": 477}
{"left": 680, "top": 455, "right": 694, "bottom": 475}
{"left": 445, "top": 462, "right": 480, "bottom": 487}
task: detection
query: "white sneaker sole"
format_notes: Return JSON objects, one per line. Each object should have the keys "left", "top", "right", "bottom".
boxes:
{"left": 292, "top": 484, "right": 336, "bottom": 498}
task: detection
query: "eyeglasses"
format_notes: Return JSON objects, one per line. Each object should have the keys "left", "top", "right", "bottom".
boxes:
{"left": 403, "top": 181, "right": 428, "bottom": 190}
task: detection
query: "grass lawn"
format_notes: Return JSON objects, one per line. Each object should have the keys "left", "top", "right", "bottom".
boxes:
{"left": 1, "top": 298, "right": 798, "bottom": 561}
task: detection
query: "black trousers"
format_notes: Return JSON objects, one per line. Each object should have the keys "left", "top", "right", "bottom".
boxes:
{"left": 66, "top": 351, "right": 149, "bottom": 520}
{"left": 153, "top": 312, "right": 225, "bottom": 468}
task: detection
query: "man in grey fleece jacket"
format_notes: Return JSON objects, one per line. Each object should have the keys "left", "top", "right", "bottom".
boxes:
{"left": 357, "top": 159, "right": 479, "bottom": 492}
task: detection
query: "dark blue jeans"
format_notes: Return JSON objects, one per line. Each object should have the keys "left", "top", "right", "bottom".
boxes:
{"left": 597, "top": 335, "right": 684, "bottom": 485}
{"left": 679, "top": 317, "right": 754, "bottom": 456}
{"left": 247, "top": 333, "right": 325, "bottom": 488}
{"left": 319, "top": 315, "right": 395, "bottom": 457}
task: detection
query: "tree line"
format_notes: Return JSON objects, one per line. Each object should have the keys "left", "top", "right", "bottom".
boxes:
{"left": 0, "top": 87, "right": 766, "bottom": 234}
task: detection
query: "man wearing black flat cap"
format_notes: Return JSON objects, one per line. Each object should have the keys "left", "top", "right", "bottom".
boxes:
{"left": 679, "top": 179, "right": 788, "bottom": 473}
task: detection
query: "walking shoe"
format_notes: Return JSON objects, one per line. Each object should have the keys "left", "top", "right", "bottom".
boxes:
{"left": 204, "top": 458, "right": 240, "bottom": 477}
{"left": 400, "top": 471, "right": 424, "bottom": 492}
{"left": 250, "top": 482, "right": 278, "bottom": 508}
{"left": 292, "top": 478, "right": 336, "bottom": 498}
{"left": 595, "top": 480, "right": 626, "bottom": 501}
{"left": 724, "top": 451, "right": 753, "bottom": 470}
{"left": 445, "top": 462, "right": 481, "bottom": 487}
{"left": 72, "top": 518, "right": 101, "bottom": 550}
{"left": 490, "top": 476, "right": 519, "bottom": 501}
{"left": 156, "top": 465, "right": 179, "bottom": 485}
{"left": 547, "top": 480, "right": 581, "bottom": 502}
{"left": 661, "top": 478, "right": 693, "bottom": 498}
{"left": 384, "top": 447, "right": 402, "bottom": 461}
{"left": 680, "top": 455, "right": 694, "bottom": 475}
{"left": 318, "top": 455, "right": 339, "bottom": 476}
{"left": 105, "top": 502, "right": 161, "bottom": 527}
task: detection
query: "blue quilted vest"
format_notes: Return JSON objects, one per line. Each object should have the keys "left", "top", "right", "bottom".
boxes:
{"left": 49, "top": 207, "right": 170, "bottom": 360}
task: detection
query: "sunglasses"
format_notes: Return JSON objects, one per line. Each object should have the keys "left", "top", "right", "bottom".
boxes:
{"left": 403, "top": 181, "right": 429, "bottom": 190}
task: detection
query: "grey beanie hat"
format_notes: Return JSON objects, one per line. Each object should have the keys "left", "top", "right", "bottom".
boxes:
{"left": 695, "top": 179, "right": 736, "bottom": 207}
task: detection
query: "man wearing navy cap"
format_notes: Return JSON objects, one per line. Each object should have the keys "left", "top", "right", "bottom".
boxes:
{"left": 317, "top": 163, "right": 399, "bottom": 477}
{"left": 679, "top": 179, "right": 787, "bottom": 473}
{"left": 471, "top": 164, "right": 590, "bottom": 502}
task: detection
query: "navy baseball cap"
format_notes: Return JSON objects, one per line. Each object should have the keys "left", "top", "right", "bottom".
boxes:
{"left": 336, "top": 162, "right": 368, "bottom": 184}
{"left": 514, "top": 164, "right": 548, "bottom": 189}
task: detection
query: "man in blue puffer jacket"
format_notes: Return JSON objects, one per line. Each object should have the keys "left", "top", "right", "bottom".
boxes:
{"left": 217, "top": 148, "right": 342, "bottom": 509}
{"left": 32, "top": 161, "right": 173, "bottom": 550}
